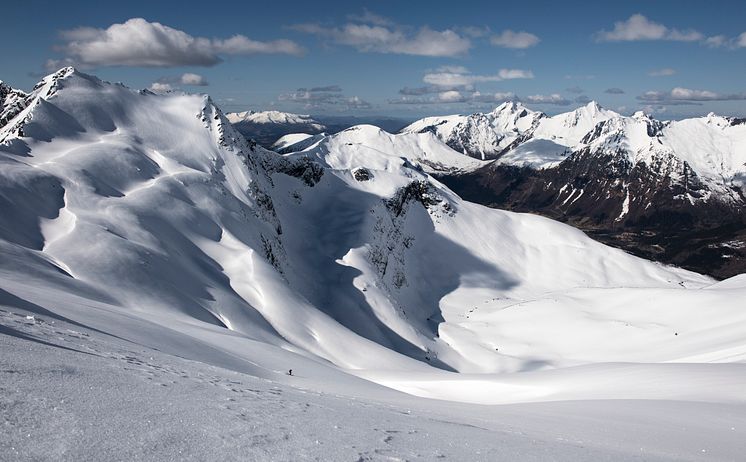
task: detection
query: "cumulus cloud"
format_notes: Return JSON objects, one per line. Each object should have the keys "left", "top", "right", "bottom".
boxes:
{"left": 648, "top": 68, "right": 676, "bottom": 77}
{"left": 290, "top": 16, "right": 470, "bottom": 57}
{"left": 422, "top": 67, "right": 533, "bottom": 87}
{"left": 525, "top": 94, "right": 571, "bottom": 105}
{"left": 490, "top": 30, "right": 540, "bottom": 49}
{"left": 152, "top": 73, "right": 209, "bottom": 89}
{"left": 52, "top": 18, "right": 303, "bottom": 68}
{"left": 498, "top": 69, "right": 534, "bottom": 79}
{"left": 180, "top": 73, "right": 208, "bottom": 86}
{"left": 596, "top": 14, "right": 703, "bottom": 42}
{"left": 566, "top": 86, "right": 584, "bottom": 94}
{"left": 279, "top": 86, "right": 371, "bottom": 110}
{"left": 438, "top": 90, "right": 464, "bottom": 103}
{"left": 392, "top": 66, "right": 531, "bottom": 106}
{"left": 637, "top": 87, "right": 746, "bottom": 105}
{"left": 604, "top": 87, "right": 625, "bottom": 94}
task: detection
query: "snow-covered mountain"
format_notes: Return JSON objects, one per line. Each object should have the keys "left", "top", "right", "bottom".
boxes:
{"left": 2, "top": 69, "right": 746, "bottom": 458}
{"left": 404, "top": 101, "right": 746, "bottom": 278}
{"left": 226, "top": 109, "right": 326, "bottom": 130}
{"left": 225, "top": 110, "right": 327, "bottom": 147}
{"left": 401, "top": 101, "right": 618, "bottom": 163}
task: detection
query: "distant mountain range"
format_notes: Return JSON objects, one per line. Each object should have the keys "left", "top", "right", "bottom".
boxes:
{"left": 398, "top": 101, "right": 746, "bottom": 279}
{"left": 225, "top": 109, "right": 410, "bottom": 147}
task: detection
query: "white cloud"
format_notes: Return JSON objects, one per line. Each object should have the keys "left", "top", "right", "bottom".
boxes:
{"left": 700, "top": 32, "right": 746, "bottom": 48}
{"left": 490, "top": 30, "right": 540, "bottom": 49}
{"left": 180, "top": 73, "right": 208, "bottom": 86}
{"left": 438, "top": 90, "right": 464, "bottom": 102}
{"left": 148, "top": 82, "right": 173, "bottom": 92}
{"left": 638, "top": 87, "right": 746, "bottom": 104}
{"left": 345, "top": 96, "right": 372, "bottom": 109}
{"left": 596, "top": 14, "right": 703, "bottom": 42}
{"left": 435, "top": 65, "right": 469, "bottom": 74}
{"left": 423, "top": 68, "right": 533, "bottom": 87}
{"left": 738, "top": 32, "right": 746, "bottom": 48}
{"left": 525, "top": 94, "right": 571, "bottom": 105}
{"left": 211, "top": 35, "right": 303, "bottom": 56}
{"left": 704, "top": 35, "right": 728, "bottom": 48}
{"left": 648, "top": 68, "right": 676, "bottom": 77}
{"left": 291, "top": 22, "right": 470, "bottom": 57}
{"left": 498, "top": 69, "right": 534, "bottom": 79}
{"left": 389, "top": 90, "right": 516, "bottom": 105}
{"left": 53, "top": 18, "right": 303, "bottom": 68}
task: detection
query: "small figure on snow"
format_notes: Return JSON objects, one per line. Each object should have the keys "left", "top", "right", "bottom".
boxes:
{"left": 288, "top": 369, "right": 293, "bottom": 376}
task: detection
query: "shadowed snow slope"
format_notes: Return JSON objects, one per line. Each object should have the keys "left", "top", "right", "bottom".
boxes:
{"left": 2, "top": 69, "right": 746, "bottom": 415}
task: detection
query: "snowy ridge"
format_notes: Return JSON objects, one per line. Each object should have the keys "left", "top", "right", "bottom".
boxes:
{"left": 226, "top": 110, "right": 326, "bottom": 131}
{"left": 271, "top": 132, "right": 326, "bottom": 154}
{"left": 406, "top": 100, "right": 746, "bottom": 205}
{"left": 1, "top": 68, "right": 746, "bottom": 414}
{"left": 282, "top": 124, "right": 483, "bottom": 174}
{"left": 579, "top": 110, "right": 746, "bottom": 202}
{"left": 401, "top": 101, "right": 545, "bottom": 160}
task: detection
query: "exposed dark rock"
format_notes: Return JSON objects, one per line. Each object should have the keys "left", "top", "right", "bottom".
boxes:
{"left": 439, "top": 152, "right": 746, "bottom": 279}
{"left": 273, "top": 157, "right": 324, "bottom": 187}
{"left": 386, "top": 181, "right": 442, "bottom": 217}
{"left": 353, "top": 168, "right": 372, "bottom": 181}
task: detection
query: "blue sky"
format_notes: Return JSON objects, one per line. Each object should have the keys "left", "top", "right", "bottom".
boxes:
{"left": 2, "top": 0, "right": 745, "bottom": 119}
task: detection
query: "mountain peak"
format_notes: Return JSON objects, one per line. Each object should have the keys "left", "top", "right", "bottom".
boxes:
{"left": 492, "top": 100, "right": 528, "bottom": 114}
{"left": 583, "top": 100, "right": 602, "bottom": 112}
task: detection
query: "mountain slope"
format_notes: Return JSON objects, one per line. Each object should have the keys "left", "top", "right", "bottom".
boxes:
{"left": 1, "top": 69, "right": 745, "bottom": 413}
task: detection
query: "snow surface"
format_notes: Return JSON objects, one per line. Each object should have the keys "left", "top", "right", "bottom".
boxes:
{"left": 494, "top": 138, "right": 571, "bottom": 169}
{"left": 2, "top": 68, "right": 746, "bottom": 459}
{"left": 271, "top": 132, "right": 326, "bottom": 154}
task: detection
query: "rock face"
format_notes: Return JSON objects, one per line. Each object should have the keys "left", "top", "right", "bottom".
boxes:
{"left": 0, "top": 80, "right": 30, "bottom": 128}
{"left": 427, "top": 107, "right": 746, "bottom": 279}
